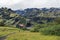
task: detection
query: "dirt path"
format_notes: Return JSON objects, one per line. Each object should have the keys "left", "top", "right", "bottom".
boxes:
{"left": 0, "top": 32, "right": 16, "bottom": 40}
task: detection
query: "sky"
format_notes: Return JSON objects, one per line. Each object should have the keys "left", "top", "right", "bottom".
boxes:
{"left": 0, "top": 0, "right": 60, "bottom": 10}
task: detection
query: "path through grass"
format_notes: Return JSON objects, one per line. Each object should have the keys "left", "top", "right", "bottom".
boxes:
{"left": 0, "top": 27, "right": 60, "bottom": 40}
{"left": 6, "top": 31, "right": 60, "bottom": 40}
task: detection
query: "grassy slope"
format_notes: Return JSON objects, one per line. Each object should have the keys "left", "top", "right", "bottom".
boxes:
{"left": 0, "top": 27, "right": 19, "bottom": 37}
{"left": 6, "top": 31, "right": 60, "bottom": 40}
{"left": 0, "top": 27, "right": 60, "bottom": 40}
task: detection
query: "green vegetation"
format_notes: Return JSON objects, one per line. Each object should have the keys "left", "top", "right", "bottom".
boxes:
{"left": 0, "top": 7, "right": 26, "bottom": 27}
{"left": 40, "top": 25, "right": 60, "bottom": 36}
{"left": 6, "top": 31, "right": 60, "bottom": 40}
{"left": 0, "top": 7, "right": 60, "bottom": 40}
{"left": 30, "top": 23, "right": 48, "bottom": 32}
{"left": 29, "top": 22, "right": 60, "bottom": 36}
{"left": 0, "top": 27, "right": 59, "bottom": 40}
{"left": 0, "top": 27, "right": 19, "bottom": 37}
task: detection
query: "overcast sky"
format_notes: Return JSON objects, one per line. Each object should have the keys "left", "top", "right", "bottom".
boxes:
{"left": 0, "top": 0, "right": 60, "bottom": 10}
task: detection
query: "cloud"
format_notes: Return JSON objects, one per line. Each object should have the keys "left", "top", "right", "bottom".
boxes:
{"left": 0, "top": 0, "right": 60, "bottom": 10}
{"left": 9, "top": 0, "right": 47, "bottom": 9}
{"left": 0, "top": 0, "right": 23, "bottom": 5}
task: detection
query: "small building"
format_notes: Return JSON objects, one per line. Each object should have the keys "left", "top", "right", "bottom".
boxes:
{"left": 16, "top": 24, "right": 25, "bottom": 28}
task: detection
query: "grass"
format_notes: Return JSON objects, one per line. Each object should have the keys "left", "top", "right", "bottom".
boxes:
{"left": 0, "top": 27, "right": 20, "bottom": 37}
{"left": 6, "top": 31, "right": 60, "bottom": 40}
{"left": 0, "top": 27, "right": 60, "bottom": 40}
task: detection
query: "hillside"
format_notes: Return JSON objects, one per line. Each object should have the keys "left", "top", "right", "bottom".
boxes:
{"left": 0, "top": 27, "right": 59, "bottom": 40}
{"left": 0, "top": 7, "right": 26, "bottom": 27}
{"left": 15, "top": 8, "right": 60, "bottom": 18}
{"left": 0, "top": 7, "right": 60, "bottom": 27}
{"left": 15, "top": 8, "right": 60, "bottom": 24}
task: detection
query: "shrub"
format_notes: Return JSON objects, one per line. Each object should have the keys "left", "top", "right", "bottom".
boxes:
{"left": 40, "top": 25, "right": 60, "bottom": 36}
{"left": 54, "top": 17, "right": 60, "bottom": 24}
{"left": 30, "top": 24, "right": 48, "bottom": 32}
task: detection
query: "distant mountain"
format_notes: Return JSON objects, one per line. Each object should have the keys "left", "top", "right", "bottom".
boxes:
{"left": 0, "top": 7, "right": 60, "bottom": 28}
{"left": 15, "top": 8, "right": 60, "bottom": 18}
{"left": 15, "top": 10, "right": 25, "bottom": 16}
{"left": 15, "top": 8, "right": 60, "bottom": 23}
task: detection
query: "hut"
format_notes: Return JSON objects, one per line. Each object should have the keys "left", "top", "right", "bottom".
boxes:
{"left": 16, "top": 24, "right": 25, "bottom": 28}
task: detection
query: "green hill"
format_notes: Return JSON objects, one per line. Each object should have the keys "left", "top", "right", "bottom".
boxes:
{"left": 0, "top": 7, "right": 26, "bottom": 27}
